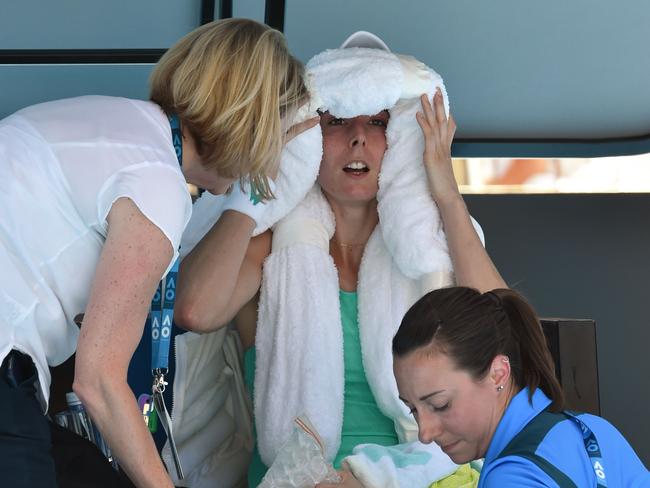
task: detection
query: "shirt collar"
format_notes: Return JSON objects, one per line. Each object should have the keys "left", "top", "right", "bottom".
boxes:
{"left": 484, "top": 387, "right": 552, "bottom": 463}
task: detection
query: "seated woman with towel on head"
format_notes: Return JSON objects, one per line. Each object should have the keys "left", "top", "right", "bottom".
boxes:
{"left": 174, "top": 32, "right": 486, "bottom": 487}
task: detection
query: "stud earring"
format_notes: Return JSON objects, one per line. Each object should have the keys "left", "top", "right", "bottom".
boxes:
{"left": 496, "top": 385, "right": 504, "bottom": 392}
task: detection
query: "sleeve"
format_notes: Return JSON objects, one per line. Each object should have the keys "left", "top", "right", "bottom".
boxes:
{"left": 481, "top": 458, "right": 559, "bottom": 488}
{"left": 178, "top": 191, "right": 226, "bottom": 259}
{"left": 97, "top": 162, "right": 192, "bottom": 275}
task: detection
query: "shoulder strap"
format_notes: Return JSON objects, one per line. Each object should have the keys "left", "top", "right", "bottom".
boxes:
{"left": 495, "top": 409, "right": 578, "bottom": 487}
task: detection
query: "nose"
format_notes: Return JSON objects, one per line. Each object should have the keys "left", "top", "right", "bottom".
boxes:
{"left": 348, "top": 119, "right": 367, "bottom": 148}
{"left": 417, "top": 411, "right": 444, "bottom": 445}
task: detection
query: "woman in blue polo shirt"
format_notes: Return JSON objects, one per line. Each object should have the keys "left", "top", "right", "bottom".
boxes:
{"left": 390, "top": 96, "right": 648, "bottom": 486}
{"left": 393, "top": 286, "right": 649, "bottom": 487}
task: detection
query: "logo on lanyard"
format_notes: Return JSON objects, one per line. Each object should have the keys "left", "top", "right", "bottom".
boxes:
{"left": 566, "top": 412, "right": 608, "bottom": 487}
{"left": 168, "top": 114, "right": 183, "bottom": 166}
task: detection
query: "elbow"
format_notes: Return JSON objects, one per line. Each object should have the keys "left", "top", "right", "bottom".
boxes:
{"left": 174, "top": 300, "right": 226, "bottom": 333}
{"left": 72, "top": 374, "right": 106, "bottom": 419}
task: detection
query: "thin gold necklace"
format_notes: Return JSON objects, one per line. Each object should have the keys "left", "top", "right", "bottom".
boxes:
{"left": 332, "top": 239, "right": 366, "bottom": 248}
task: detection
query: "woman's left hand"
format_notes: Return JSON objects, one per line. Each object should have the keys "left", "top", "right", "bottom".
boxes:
{"left": 416, "top": 90, "right": 508, "bottom": 292}
{"left": 316, "top": 469, "right": 364, "bottom": 488}
{"left": 416, "top": 89, "right": 460, "bottom": 208}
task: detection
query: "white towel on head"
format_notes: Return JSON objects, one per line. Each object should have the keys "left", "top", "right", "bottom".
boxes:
{"left": 379, "top": 96, "right": 454, "bottom": 279}
{"left": 180, "top": 45, "right": 468, "bottom": 270}
{"left": 308, "top": 47, "right": 403, "bottom": 118}
{"left": 307, "top": 46, "right": 465, "bottom": 280}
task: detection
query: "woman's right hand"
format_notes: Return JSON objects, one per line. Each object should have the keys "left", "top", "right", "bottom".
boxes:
{"left": 284, "top": 115, "right": 319, "bottom": 144}
{"left": 416, "top": 90, "right": 461, "bottom": 208}
{"left": 264, "top": 116, "right": 319, "bottom": 181}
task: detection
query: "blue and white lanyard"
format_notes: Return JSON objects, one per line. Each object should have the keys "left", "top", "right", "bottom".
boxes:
{"left": 149, "top": 259, "right": 178, "bottom": 374}
{"left": 145, "top": 113, "right": 184, "bottom": 480}
{"left": 169, "top": 113, "right": 183, "bottom": 165}
{"left": 565, "top": 412, "right": 608, "bottom": 487}
{"left": 149, "top": 113, "right": 182, "bottom": 375}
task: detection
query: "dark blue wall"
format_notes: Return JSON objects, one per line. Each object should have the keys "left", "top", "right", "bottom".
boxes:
{"left": 465, "top": 193, "right": 650, "bottom": 466}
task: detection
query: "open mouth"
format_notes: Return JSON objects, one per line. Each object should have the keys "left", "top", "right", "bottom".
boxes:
{"left": 343, "top": 161, "right": 369, "bottom": 174}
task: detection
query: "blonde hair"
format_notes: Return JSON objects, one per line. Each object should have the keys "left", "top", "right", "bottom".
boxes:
{"left": 150, "top": 18, "right": 307, "bottom": 200}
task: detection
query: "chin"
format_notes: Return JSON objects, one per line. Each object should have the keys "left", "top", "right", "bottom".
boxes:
{"left": 448, "top": 452, "right": 473, "bottom": 464}
{"left": 342, "top": 187, "right": 379, "bottom": 202}
{"left": 441, "top": 443, "right": 475, "bottom": 464}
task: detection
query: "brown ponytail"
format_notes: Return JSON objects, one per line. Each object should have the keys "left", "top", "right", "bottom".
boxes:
{"left": 393, "top": 287, "right": 565, "bottom": 411}
{"left": 492, "top": 289, "right": 564, "bottom": 411}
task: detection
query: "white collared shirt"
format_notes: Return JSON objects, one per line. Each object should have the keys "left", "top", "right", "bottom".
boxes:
{"left": 0, "top": 96, "right": 191, "bottom": 410}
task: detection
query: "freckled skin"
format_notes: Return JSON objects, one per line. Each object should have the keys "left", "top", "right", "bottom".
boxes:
{"left": 74, "top": 197, "right": 176, "bottom": 487}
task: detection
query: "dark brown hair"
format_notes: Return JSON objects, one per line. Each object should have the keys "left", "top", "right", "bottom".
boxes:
{"left": 392, "top": 287, "right": 564, "bottom": 411}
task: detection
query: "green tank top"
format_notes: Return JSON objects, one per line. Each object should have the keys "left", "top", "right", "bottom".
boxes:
{"left": 244, "top": 290, "right": 398, "bottom": 486}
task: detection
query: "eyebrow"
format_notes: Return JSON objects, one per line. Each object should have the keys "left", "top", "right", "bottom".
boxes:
{"left": 399, "top": 390, "right": 445, "bottom": 404}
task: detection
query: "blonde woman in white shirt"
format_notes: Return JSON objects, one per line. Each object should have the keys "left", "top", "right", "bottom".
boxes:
{"left": 0, "top": 18, "right": 313, "bottom": 488}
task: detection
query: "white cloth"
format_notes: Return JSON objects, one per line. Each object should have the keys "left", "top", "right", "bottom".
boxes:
{"left": 308, "top": 47, "right": 459, "bottom": 279}
{"left": 0, "top": 96, "right": 191, "bottom": 409}
{"left": 161, "top": 328, "right": 253, "bottom": 488}
{"left": 343, "top": 441, "right": 458, "bottom": 488}
{"left": 255, "top": 187, "right": 455, "bottom": 468}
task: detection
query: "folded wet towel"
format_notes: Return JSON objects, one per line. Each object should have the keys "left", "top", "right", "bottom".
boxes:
{"left": 178, "top": 117, "right": 322, "bottom": 255}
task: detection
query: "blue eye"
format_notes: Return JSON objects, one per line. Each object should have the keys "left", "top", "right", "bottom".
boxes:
{"left": 370, "top": 118, "right": 387, "bottom": 127}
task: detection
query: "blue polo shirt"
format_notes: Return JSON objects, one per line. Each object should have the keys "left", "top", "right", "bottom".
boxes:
{"left": 478, "top": 388, "right": 649, "bottom": 487}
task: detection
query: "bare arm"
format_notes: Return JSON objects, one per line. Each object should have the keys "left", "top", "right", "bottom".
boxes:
{"left": 233, "top": 292, "right": 260, "bottom": 350}
{"left": 73, "top": 197, "right": 174, "bottom": 488}
{"left": 174, "top": 211, "right": 271, "bottom": 333}
{"left": 417, "top": 91, "right": 507, "bottom": 292}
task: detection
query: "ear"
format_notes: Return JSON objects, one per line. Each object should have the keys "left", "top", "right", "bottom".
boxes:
{"left": 489, "top": 354, "right": 511, "bottom": 390}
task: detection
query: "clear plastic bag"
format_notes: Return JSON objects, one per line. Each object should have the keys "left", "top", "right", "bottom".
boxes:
{"left": 259, "top": 416, "right": 341, "bottom": 488}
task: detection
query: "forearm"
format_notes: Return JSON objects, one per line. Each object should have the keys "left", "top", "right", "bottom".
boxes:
{"left": 176, "top": 210, "right": 256, "bottom": 331}
{"left": 437, "top": 195, "right": 507, "bottom": 292}
{"left": 74, "top": 378, "right": 173, "bottom": 488}
{"left": 416, "top": 92, "right": 507, "bottom": 293}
